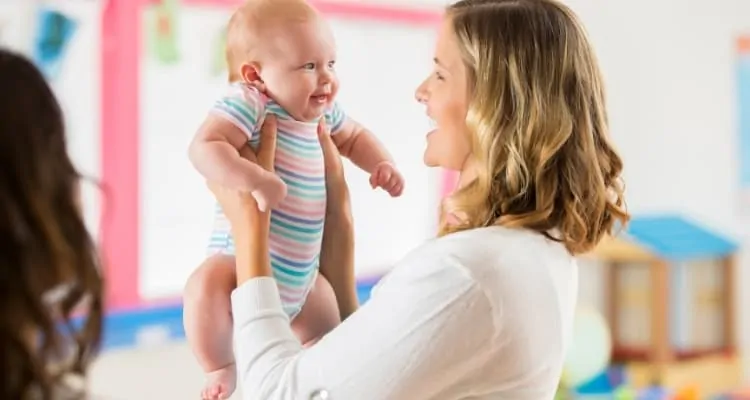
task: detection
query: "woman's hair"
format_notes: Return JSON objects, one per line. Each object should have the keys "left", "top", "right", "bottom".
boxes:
{"left": 439, "top": 0, "right": 629, "bottom": 254}
{"left": 0, "top": 49, "right": 103, "bottom": 399}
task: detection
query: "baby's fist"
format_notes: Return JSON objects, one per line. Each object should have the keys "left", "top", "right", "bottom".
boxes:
{"left": 369, "top": 161, "right": 404, "bottom": 197}
{"left": 252, "top": 173, "right": 287, "bottom": 212}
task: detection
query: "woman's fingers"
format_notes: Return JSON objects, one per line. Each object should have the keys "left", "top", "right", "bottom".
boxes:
{"left": 317, "top": 119, "right": 344, "bottom": 180}
{"left": 317, "top": 119, "right": 352, "bottom": 223}
{"left": 256, "top": 114, "right": 278, "bottom": 171}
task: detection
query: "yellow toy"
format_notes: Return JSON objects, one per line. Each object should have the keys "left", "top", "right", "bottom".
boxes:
{"left": 672, "top": 385, "right": 699, "bottom": 400}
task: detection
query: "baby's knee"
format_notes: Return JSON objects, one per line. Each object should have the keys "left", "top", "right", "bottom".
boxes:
{"left": 184, "top": 255, "right": 237, "bottom": 304}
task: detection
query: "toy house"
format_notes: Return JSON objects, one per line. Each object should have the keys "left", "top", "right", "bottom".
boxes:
{"left": 590, "top": 214, "right": 742, "bottom": 394}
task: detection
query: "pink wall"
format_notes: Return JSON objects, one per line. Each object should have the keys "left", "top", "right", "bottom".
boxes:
{"left": 100, "top": 0, "right": 444, "bottom": 310}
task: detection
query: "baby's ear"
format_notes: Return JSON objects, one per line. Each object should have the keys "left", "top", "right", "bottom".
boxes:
{"left": 240, "top": 62, "right": 262, "bottom": 83}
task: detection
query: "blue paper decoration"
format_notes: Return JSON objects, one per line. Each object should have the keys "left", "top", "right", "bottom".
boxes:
{"left": 32, "top": 8, "right": 77, "bottom": 80}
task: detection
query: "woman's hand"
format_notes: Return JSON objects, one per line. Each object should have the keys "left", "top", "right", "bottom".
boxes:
{"left": 317, "top": 120, "right": 350, "bottom": 217}
{"left": 208, "top": 115, "right": 278, "bottom": 283}
{"left": 317, "top": 120, "right": 358, "bottom": 319}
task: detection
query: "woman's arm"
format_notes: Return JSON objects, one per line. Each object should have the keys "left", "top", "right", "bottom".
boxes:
{"left": 230, "top": 255, "right": 498, "bottom": 399}
{"left": 317, "top": 121, "right": 359, "bottom": 320}
{"left": 318, "top": 198, "right": 359, "bottom": 320}
{"left": 230, "top": 123, "right": 276, "bottom": 284}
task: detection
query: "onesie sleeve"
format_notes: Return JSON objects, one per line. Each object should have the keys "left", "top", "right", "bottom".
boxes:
{"left": 324, "top": 100, "right": 347, "bottom": 134}
{"left": 209, "top": 83, "right": 265, "bottom": 141}
{"left": 230, "top": 246, "right": 500, "bottom": 399}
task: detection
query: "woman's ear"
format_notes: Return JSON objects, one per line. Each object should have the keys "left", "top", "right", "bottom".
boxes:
{"left": 240, "top": 62, "right": 262, "bottom": 83}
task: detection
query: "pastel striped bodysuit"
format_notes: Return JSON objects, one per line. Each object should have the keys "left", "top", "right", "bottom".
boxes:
{"left": 207, "top": 83, "right": 346, "bottom": 318}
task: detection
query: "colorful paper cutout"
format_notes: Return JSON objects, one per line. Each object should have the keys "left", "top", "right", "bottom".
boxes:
{"left": 149, "top": 0, "right": 180, "bottom": 64}
{"left": 32, "top": 7, "right": 78, "bottom": 80}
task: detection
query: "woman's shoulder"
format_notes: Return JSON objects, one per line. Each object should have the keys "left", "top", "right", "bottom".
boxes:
{"left": 395, "top": 227, "right": 576, "bottom": 311}
{"left": 429, "top": 226, "right": 573, "bottom": 272}
{"left": 384, "top": 226, "right": 573, "bottom": 289}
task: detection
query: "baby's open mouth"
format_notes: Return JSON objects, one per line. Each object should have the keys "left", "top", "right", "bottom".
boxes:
{"left": 311, "top": 94, "right": 330, "bottom": 104}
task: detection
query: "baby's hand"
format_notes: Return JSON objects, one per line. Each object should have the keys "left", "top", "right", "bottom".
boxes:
{"left": 251, "top": 172, "right": 287, "bottom": 212}
{"left": 369, "top": 161, "right": 404, "bottom": 197}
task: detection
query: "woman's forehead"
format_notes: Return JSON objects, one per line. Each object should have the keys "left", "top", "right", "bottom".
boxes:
{"left": 434, "top": 20, "right": 460, "bottom": 70}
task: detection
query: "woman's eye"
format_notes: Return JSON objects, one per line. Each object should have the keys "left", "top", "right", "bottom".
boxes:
{"left": 435, "top": 71, "right": 444, "bottom": 81}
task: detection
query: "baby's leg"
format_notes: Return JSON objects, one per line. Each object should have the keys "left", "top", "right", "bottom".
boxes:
{"left": 183, "top": 254, "right": 237, "bottom": 400}
{"left": 291, "top": 273, "right": 342, "bottom": 347}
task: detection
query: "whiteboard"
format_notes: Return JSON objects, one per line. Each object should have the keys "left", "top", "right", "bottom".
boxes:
{"left": 0, "top": 1, "right": 103, "bottom": 240}
{"left": 138, "top": 5, "right": 440, "bottom": 299}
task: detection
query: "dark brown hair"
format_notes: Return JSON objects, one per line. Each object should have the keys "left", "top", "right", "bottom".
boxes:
{"left": 0, "top": 49, "right": 103, "bottom": 399}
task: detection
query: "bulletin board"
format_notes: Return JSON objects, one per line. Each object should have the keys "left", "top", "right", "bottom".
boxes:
{"left": 101, "top": 0, "right": 445, "bottom": 310}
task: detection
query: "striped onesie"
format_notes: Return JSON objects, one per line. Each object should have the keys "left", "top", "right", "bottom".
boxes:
{"left": 207, "top": 83, "right": 346, "bottom": 318}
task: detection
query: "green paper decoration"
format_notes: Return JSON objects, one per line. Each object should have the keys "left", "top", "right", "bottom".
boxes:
{"left": 149, "top": 0, "right": 180, "bottom": 64}
{"left": 613, "top": 386, "right": 637, "bottom": 400}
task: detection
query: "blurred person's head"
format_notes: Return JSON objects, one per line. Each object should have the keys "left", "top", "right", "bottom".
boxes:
{"left": 0, "top": 49, "right": 103, "bottom": 399}
{"left": 225, "top": 0, "right": 339, "bottom": 121}
{"left": 415, "top": 0, "right": 628, "bottom": 253}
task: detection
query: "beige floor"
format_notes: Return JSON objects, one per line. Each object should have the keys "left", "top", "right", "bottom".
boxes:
{"left": 88, "top": 341, "right": 750, "bottom": 399}
{"left": 89, "top": 341, "right": 243, "bottom": 400}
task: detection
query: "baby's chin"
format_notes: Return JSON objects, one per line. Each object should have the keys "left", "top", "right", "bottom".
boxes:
{"left": 294, "top": 103, "right": 329, "bottom": 122}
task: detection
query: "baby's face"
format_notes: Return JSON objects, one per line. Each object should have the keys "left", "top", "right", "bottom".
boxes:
{"left": 257, "top": 17, "right": 338, "bottom": 121}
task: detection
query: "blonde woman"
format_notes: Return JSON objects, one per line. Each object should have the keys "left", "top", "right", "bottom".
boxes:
{"left": 209, "top": 0, "right": 628, "bottom": 398}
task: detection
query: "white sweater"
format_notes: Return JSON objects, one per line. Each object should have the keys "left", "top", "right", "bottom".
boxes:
{"left": 230, "top": 226, "right": 579, "bottom": 400}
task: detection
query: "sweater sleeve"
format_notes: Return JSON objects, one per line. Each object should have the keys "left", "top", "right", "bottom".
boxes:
{"left": 230, "top": 255, "right": 499, "bottom": 400}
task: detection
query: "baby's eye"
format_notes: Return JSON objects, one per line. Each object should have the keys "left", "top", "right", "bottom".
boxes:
{"left": 327, "top": 60, "right": 336, "bottom": 69}
{"left": 302, "top": 63, "right": 316, "bottom": 70}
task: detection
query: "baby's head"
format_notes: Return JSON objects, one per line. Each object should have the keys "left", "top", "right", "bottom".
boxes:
{"left": 226, "top": 0, "right": 338, "bottom": 121}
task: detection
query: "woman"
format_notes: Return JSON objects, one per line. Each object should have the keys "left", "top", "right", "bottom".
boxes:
{"left": 212, "top": 0, "right": 628, "bottom": 398}
{"left": 0, "top": 50, "right": 103, "bottom": 398}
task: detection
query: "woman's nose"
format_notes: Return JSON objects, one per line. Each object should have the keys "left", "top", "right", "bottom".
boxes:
{"left": 415, "top": 82, "right": 428, "bottom": 104}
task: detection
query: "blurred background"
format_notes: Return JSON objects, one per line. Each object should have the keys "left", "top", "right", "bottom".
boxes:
{"left": 1, "top": 0, "right": 749, "bottom": 398}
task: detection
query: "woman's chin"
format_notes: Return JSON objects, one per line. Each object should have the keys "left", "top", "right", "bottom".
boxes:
{"left": 423, "top": 151, "right": 440, "bottom": 168}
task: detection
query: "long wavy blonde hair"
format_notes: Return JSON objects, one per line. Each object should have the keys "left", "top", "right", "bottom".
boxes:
{"left": 439, "top": 0, "right": 629, "bottom": 254}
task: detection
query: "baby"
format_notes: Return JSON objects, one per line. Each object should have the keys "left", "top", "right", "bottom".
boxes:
{"left": 184, "top": 0, "right": 404, "bottom": 399}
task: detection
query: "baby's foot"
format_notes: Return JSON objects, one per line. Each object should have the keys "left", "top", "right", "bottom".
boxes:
{"left": 202, "top": 363, "right": 236, "bottom": 400}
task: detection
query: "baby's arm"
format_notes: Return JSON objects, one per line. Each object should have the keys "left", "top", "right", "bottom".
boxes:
{"left": 189, "top": 85, "right": 286, "bottom": 211}
{"left": 331, "top": 118, "right": 393, "bottom": 174}
{"left": 188, "top": 116, "right": 268, "bottom": 190}
{"left": 329, "top": 113, "right": 404, "bottom": 197}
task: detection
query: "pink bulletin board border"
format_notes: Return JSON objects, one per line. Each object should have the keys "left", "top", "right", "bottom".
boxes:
{"left": 100, "top": 0, "right": 444, "bottom": 311}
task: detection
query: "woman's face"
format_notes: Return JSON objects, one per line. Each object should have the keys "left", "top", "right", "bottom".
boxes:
{"left": 415, "top": 19, "right": 471, "bottom": 170}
